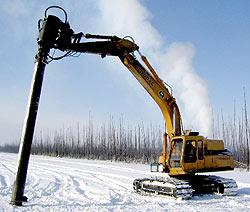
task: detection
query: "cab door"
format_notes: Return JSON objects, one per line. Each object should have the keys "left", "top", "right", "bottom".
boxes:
{"left": 184, "top": 140, "right": 198, "bottom": 170}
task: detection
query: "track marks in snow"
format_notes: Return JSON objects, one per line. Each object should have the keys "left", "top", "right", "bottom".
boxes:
{"left": 25, "top": 160, "right": 132, "bottom": 209}
{"left": 1, "top": 153, "right": 250, "bottom": 211}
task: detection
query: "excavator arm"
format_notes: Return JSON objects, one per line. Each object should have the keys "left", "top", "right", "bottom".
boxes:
{"left": 64, "top": 31, "right": 184, "bottom": 170}
{"left": 35, "top": 12, "right": 182, "bottom": 140}
{"left": 34, "top": 12, "right": 183, "bottom": 169}
{"left": 66, "top": 34, "right": 182, "bottom": 141}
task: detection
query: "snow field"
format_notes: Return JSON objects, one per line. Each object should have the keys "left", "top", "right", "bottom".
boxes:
{"left": 0, "top": 152, "right": 250, "bottom": 211}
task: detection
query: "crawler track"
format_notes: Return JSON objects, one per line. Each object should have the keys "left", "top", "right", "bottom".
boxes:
{"left": 191, "top": 175, "right": 238, "bottom": 196}
{"left": 133, "top": 177, "right": 194, "bottom": 199}
{"left": 133, "top": 175, "right": 238, "bottom": 199}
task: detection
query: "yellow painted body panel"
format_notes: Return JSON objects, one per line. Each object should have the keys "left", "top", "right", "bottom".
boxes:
{"left": 206, "top": 139, "right": 224, "bottom": 151}
{"left": 204, "top": 155, "right": 234, "bottom": 169}
{"left": 169, "top": 167, "right": 186, "bottom": 176}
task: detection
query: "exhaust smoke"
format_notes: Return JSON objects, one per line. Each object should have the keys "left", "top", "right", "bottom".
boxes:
{"left": 97, "top": 0, "right": 212, "bottom": 136}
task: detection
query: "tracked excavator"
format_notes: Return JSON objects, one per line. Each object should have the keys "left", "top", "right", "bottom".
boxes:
{"left": 24, "top": 7, "right": 238, "bottom": 200}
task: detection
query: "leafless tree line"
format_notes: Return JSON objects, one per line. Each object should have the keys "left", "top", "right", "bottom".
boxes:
{"left": 30, "top": 116, "right": 163, "bottom": 163}
{"left": 212, "top": 88, "right": 249, "bottom": 169}
{"left": 1, "top": 90, "right": 249, "bottom": 168}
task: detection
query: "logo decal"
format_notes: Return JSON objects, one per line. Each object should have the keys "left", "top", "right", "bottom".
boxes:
{"left": 159, "top": 91, "right": 164, "bottom": 98}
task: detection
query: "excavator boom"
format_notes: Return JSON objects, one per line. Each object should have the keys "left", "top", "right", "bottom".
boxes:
{"left": 67, "top": 35, "right": 182, "bottom": 141}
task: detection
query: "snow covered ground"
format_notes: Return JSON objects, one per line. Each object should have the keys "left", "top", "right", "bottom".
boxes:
{"left": 0, "top": 152, "right": 250, "bottom": 211}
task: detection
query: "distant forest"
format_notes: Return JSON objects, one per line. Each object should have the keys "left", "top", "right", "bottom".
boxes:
{"left": 1, "top": 116, "right": 163, "bottom": 163}
{"left": 1, "top": 91, "right": 249, "bottom": 169}
{"left": 211, "top": 88, "right": 249, "bottom": 169}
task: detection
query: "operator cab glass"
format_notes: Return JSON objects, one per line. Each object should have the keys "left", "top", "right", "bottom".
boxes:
{"left": 170, "top": 139, "right": 183, "bottom": 167}
{"left": 184, "top": 140, "right": 197, "bottom": 163}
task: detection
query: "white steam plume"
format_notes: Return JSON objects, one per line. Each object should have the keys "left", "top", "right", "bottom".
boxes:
{"left": 96, "top": 0, "right": 212, "bottom": 136}
{"left": 156, "top": 43, "right": 212, "bottom": 135}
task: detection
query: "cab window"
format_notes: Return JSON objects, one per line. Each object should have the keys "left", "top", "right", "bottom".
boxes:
{"left": 184, "top": 140, "right": 197, "bottom": 163}
{"left": 198, "top": 140, "right": 204, "bottom": 160}
{"left": 170, "top": 139, "right": 183, "bottom": 167}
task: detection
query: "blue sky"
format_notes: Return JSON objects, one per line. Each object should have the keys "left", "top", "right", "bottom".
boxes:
{"left": 0, "top": 0, "right": 249, "bottom": 144}
{"left": 146, "top": 0, "right": 250, "bottom": 104}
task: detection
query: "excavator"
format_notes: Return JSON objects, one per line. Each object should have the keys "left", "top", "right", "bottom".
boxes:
{"left": 12, "top": 7, "right": 237, "bottom": 203}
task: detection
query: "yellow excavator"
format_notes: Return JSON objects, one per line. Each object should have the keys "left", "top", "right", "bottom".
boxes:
{"left": 66, "top": 35, "right": 238, "bottom": 198}
{"left": 35, "top": 8, "right": 237, "bottom": 199}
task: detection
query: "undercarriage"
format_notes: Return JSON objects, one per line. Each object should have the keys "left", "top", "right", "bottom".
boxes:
{"left": 133, "top": 175, "right": 237, "bottom": 199}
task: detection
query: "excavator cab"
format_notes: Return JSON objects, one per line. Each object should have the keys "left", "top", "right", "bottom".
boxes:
{"left": 167, "top": 134, "right": 235, "bottom": 176}
{"left": 168, "top": 135, "right": 203, "bottom": 176}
